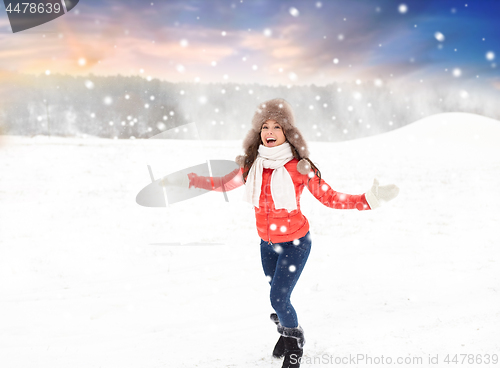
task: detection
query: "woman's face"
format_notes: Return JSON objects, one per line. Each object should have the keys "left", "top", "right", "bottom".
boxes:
{"left": 261, "top": 120, "right": 286, "bottom": 147}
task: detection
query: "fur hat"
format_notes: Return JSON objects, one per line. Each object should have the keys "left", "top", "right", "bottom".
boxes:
{"left": 236, "top": 98, "right": 311, "bottom": 175}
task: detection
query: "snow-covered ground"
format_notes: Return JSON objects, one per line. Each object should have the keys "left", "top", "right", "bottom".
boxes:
{"left": 0, "top": 112, "right": 499, "bottom": 367}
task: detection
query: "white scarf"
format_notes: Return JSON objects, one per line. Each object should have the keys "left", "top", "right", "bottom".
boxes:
{"left": 244, "top": 142, "right": 297, "bottom": 212}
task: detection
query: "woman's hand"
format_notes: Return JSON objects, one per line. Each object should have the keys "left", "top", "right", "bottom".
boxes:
{"left": 161, "top": 172, "right": 190, "bottom": 188}
{"left": 365, "top": 178, "right": 399, "bottom": 209}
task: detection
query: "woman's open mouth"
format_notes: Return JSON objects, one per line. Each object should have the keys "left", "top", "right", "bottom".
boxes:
{"left": 266, "top": 137, "right": 277, "bottom": 146}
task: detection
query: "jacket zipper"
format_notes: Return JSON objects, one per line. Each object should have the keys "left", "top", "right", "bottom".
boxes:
{"left": 265, "top": 171, "right": 273, "bottom": 245}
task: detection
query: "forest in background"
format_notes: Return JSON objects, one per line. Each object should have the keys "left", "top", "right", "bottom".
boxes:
{"left": 1, "top": 71, "right": 498, "bottom": 141}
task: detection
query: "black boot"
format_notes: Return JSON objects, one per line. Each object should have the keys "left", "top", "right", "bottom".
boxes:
{"left": 277, "top": 323, "right": 305, "bottom": 368}
{"left": 282, "top": 336, "right": 303, "bottom": 368}
{"left": 270, "top": 313, "right": 285, "bottom": 358}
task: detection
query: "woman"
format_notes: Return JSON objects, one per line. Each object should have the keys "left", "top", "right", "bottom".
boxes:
{"left": 186, "top": 98, "right": 399, "bottom": 368}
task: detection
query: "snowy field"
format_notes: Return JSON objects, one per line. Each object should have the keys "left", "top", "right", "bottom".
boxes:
{"left": 1, "top": 112, "right": 499, "bottom": 368}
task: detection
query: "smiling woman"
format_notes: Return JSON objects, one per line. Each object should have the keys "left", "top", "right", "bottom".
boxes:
{"left": 185, "top": 97, "right": 400, "bottom": 368}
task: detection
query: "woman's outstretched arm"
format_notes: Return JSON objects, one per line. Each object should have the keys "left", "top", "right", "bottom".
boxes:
{"left": 188, "top": 167, "right": 244, "bottom": 192}
{"left": 304, "top": 173, "right": 399, "bottom": 210}
{"left": 304, "top": 173, "right": 371, "bottom": 211}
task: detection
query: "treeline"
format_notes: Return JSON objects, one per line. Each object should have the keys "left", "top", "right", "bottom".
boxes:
{"left": 1, "top": 71, "right": 498, "bottom": 141}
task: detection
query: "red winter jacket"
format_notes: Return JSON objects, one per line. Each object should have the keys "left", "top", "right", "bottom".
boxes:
{"left": 188, "top": 158, "right": 371, "bottom": 243}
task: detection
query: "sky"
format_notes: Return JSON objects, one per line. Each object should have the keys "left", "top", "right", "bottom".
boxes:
{"left": 0, "top": 0, "right": 499, "bottom": 90}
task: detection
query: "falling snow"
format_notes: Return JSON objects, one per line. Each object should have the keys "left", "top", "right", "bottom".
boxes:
{"left": 289, "top": 7, "right": 299, "bottom": 17}
{"left": 434, "top": 32, "right": 445, "bottom": 42}
{"left": 485, "top": 51, "right": 495, "bottom": 61}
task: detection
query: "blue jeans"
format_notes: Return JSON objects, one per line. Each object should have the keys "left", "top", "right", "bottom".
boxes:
{"left": 260, "top": 232, "right": 312, "bottom": 328}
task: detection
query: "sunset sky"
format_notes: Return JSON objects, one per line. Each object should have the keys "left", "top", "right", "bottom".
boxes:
{"left": 0, "top": 0, "right": 498, "bottom": 90}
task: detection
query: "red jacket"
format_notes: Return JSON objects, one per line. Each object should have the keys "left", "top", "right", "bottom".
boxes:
{"left": 188, "top": 158, "right": 371, "bottom": 243}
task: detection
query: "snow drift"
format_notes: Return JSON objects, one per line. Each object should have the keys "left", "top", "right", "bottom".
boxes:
{"left": 0, "top": 112, "right": 499, "bottom": 367}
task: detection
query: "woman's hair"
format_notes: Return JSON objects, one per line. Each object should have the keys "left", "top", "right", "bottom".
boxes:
{"left": 242, "top": 128, "right": 322, "bottom": 187}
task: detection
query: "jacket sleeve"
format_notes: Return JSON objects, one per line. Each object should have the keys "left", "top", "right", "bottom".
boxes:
{"left": 304, "top": 173, "right": 371, "bottom": 211}
{"left": 187, "top": 168, "right": 244, "bottom": 192}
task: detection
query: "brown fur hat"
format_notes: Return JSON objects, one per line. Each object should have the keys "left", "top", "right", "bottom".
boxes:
{"left": 235, "top": 98, "right": 311, "bottom": 174}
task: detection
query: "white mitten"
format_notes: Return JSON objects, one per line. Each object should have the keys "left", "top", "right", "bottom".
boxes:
{"left": 365, "top": 178, "right": 399, "bottom": 209}
{"left": 161, "top": 172, "right": 190, "bottom": 188}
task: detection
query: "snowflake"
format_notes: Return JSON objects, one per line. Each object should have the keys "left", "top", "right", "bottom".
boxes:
{"left": 434, "top": 32, "right": 445, "bottom": 42}
{"left": 289, "top": 7, "right": 299, "bottom": 17}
